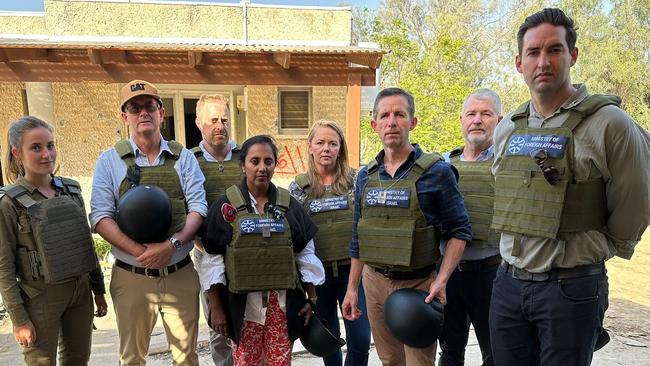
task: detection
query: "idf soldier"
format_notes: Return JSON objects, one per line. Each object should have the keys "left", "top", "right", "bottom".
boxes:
{"left": 438, "top": 89, "right": 502, "bottom": 366}
{"left": 0, "top": 116, "right": 107, "bottom": 365}
{"left": 90, "top": 80, "right": 207, "bottom": 366}
{"left": 490, "top": 8, "right": 650, "bottom": 365}
{"left": 342, "top": 87, "right": 472, "bottom": 366}
{"left": 192, "top": 94, "right": 240, "bottom": 366}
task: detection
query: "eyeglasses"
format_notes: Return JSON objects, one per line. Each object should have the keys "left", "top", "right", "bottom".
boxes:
{"left": 125, "top": 103, "right": 160, "bottom": 114}
{"left": 531, "top": 149, "right": 561, "bottom": 185}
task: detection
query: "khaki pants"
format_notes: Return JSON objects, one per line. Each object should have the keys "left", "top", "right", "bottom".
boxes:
{"left": 23, "top": 275, "right": 93, "bottom": 366}
{"left": 110, "top": 263, "right": 200, "bottom": 366}
{"left": 362, "top": 266, "right": 437, "bottom": 366}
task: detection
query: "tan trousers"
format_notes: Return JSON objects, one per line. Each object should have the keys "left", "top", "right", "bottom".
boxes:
{"left": 362, "top": 266, "right": 437, "bottom": 366}
{"left": 110, "top": 263, "right": 200, "bottom": 366}
{"left": 22, "top": 275, "right": 93, "bottom": 366}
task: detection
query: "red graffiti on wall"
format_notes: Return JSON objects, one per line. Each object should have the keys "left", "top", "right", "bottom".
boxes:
{"left": 276, "top": 144, "right": 306, "bottom": 176}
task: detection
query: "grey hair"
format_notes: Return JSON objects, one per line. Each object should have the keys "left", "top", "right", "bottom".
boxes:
{"left": 462, "top": 88, "right": 502, "bottom": 116}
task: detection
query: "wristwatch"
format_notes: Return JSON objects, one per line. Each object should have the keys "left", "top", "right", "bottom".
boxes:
{"left": 169, "top": 236, "right": 183, "bottom": 251}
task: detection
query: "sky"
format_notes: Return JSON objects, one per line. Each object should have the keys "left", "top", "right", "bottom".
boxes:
{"left": 0, "top": 0, "right": 380, "bottom": 12}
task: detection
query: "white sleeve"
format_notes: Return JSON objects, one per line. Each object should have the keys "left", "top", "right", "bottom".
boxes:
{"left": 198, "top": 253, "right": 227, "bottom": 290}
{"left": 295, "top": 239, "right": 325, "bottom": 286}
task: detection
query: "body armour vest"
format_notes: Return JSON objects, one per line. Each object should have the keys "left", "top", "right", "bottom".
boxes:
{"left": 295, "top": 173, "right": 353, "bottom": 264}
{"left": 115, "top": 140, "right": 187, "bottom": 239}
{"left": 358, "top": 153, "right": 443, "bottom": 271}
{"left": 1, "top": 178, "right": 99, "bottom": 284}
{"left": 191, "top": 146, "right": 242, "bottom": 207}
{"left": 225, "top": 185, "right": 297, "bottom": 293}
{"left": 449, "top": 148, "right": 499, "bottom": 248}
{"left": 491, "top": 94, "right": 620, "bottom": 240}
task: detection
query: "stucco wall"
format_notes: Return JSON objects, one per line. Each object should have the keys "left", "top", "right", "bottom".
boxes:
{"left": 0, "top": 15, "right": 47, "bottom": 35}
{"left": 0, "top": 82, "right": 26, "bottom": 184}
{"left": 52, "top": 82, "right": 122, "bottom": 178}
{"left": 247, "top": 7, "right": 351, "bottom": 42}
{"left": 44, "top": 0, "right": 243, "bottom": 38}
{"left": 246, "top": 85, "right": 347, "bottom": 176}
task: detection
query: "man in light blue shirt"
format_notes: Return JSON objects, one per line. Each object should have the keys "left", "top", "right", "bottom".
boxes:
{"left": 439, "top": 88, "right": 502, "bottom": 366}
{"left": 90, "top": 80, "right": 207, "bottom": 366}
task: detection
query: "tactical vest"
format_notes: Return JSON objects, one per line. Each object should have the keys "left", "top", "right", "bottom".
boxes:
{"left": 492, "top": 94, "right": 620, "bottom": 240}
{"left": 449, "top": 148, "right": 500, "bottom": 248}
{"left": 295, "top": 173, "right": 353, "bottom": 264}
{"left": 115, "top": 140, "right": 187, "bottom": 238}
{"left": 224, "top": 185, "right": 297, "bottom": 293}
{"left": 191, "top": 146, "right": 242, "bottom": 207}
{"left": 1, "top": 178, "right": 99, "bottom": 284}
{"left": 358, "top": 153, "right": 443, "bottom": 271}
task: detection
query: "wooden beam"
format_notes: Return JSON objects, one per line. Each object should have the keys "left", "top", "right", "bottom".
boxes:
{"left": 347, "top": 53, "right": 383, "bottom": 70}
{"left": 1, "top": 49, "right": 48, "bottom": 62}
{"left": 346, "top": 74, "right": 362, "bottom": 168}
{"left": 88, "top": 49, "right": 126, "bottom": 64}
{"left": 273, "top": 52, "right": 291, "bottom": 69}
{"left": 188, "top": 51, "right": 203, "bottom": 67}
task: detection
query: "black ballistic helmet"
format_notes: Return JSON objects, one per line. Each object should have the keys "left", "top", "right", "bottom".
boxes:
{"left": 116, "top": 185, "right": 172, "bottom": 244}
{"left": 300, "top": 316, "right": 346, "bottom": 357}
{"left": 384, "top": 288, "right": 444, "bottom": 348}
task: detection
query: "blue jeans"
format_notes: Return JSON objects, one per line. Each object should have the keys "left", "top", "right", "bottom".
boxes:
{"left": 489, "top": 265, "right": 609, "bottom": 366}
{"left": 315, "top": 263, "right": 371, "bottom": 366}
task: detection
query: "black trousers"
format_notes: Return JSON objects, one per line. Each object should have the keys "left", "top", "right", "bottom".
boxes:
{"left": 438, "top": 264, "right": 497, "bottom": 366}
{"left": 489, "top": 265, "right": 609, "bottom": 366}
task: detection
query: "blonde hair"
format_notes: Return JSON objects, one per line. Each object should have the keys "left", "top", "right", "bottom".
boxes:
{"left": 4, "top": 116, "right": 54, "bottom": 184}
{"left": 196, "top": 94, "right": 230, "bottom": 116}
{"left": 305, "top": 120, "right": 355, "bottom": 198}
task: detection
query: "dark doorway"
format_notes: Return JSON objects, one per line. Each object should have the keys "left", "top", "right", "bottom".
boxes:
{"left": 184, "top": 97, "right": 201, "bottom": 149}
{"left": 160, "top": 97, "right": 175, "bottom": 142}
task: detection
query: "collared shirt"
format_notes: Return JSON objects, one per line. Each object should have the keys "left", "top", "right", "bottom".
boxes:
{"left": 349, "top": 144, "right": 472, "bottom": 259}
{"left": 441, "top": 145, "right": 500, "bottom": 260}
{"left": 0, "top": 176, "right": 104, "bottom": 326}
{"left": 492, "top": 84, "right": 650, "bottom": 272}
{"left": 198, "top": 139, "right": 238, "bottom": 162}
{"left": 89, "top": 137, "right": 207, "bottom": 266}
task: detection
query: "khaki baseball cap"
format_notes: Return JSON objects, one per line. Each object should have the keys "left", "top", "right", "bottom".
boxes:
{"left": 119, "top": 80, "right": 162, "bottom": 111}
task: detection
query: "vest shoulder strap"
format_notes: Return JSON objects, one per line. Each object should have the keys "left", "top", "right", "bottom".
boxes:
{"left": 511, "top": 101, "right": 531, "bottom": 129}
{"left": 276, "top": 187, "right": 290, "bottom": 212}
{"left": 190, "top": 146, "right": 202, "bottom": 157}
{"left": 294, "top": 173, "right": 310, "bottom": 190}
{"left": 449, "top": 147, "right": 464, "bottom": 162}
{"left": 115, "top": 139, "right": 134, "bottom": 159}
{"left": 226, "top": 185, "right": 248, "bottom": 212}
{"left": 412, "top": 152, "right": 443, "bottom": 176}
{"left": 573, "top": 94, "right": 621, "bottom": 115}
{"left": 366, "top": 160, "right": 379, "bottom": 175}
{"left": 167, "top": 141, "right": 183, "bottom": 159}
{"left": 2, "top": 184, "right": 38, "bottom": 209}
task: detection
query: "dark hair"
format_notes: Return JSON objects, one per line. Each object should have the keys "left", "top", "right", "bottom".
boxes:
{"left": 517, "top": 8, "right": 577, "bottom": 55}
{"left": 372, "top": 87, "right": 415, "bottom": 121}
{"left": 239, "top": 135, "right": 279, "bottom": 166}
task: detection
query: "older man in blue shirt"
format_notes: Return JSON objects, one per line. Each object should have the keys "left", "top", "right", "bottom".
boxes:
{"left": 90, "top": 80, "right": 207, "bottom": 366}
{"left": 342, "top": 87, "right": 472, "bottom": 366}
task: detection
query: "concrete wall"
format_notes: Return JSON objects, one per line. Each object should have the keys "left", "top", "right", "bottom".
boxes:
{"left": 35, "top": 0, "right": 350, "bottom": 42}
{"left": 0, "top": 82, "right": 27, "bottom": 184}
{"left": 0, "top": 14, "right": 47, "bottom": 34}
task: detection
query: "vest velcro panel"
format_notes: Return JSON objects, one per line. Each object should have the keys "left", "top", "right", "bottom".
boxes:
{"left": 225, "top": 186, "right": 296, "bottom": 293}
{"left": 5, "top": 184, "right": 98, "bottom": 283}
{"left": 116, "top": 140, "right": 187, "bottom": 237}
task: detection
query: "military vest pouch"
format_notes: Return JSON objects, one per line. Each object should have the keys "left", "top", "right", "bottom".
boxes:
{"left": 306, "top": 193, "right": 354, "bottom": 263}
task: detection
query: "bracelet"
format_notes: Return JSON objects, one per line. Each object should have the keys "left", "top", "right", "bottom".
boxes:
{"left": 308, "top": 296, "right": 318, "bottom": 306}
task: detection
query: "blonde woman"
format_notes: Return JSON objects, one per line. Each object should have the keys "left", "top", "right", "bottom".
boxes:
{"left": 289, "top": 120, "right": 371, "bottom": 365}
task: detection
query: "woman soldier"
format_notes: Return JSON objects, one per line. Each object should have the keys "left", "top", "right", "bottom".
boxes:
{"left": 289, "top": 120, "right": 371, "bottom": 365}
{"left": 0, "top": 116, "right": 107, "bottom": 365}
{"left": 200, "top": 135, "right": 325, "bottom": 366}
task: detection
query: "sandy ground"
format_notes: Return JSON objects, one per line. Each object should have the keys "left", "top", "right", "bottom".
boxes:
{"left": 1, "top": 232, "right": 649, "bottom": 365}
